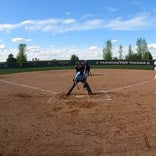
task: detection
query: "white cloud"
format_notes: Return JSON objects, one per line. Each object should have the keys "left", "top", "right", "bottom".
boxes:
{"left": 20, "top": 18, "right": 77, "bottom": 33}
{"left": 0, "top": 46, "right": 17, "bottom": 62}
{"left": 11, "top": 37, "right": 32, "bottom": 43}
{"left": 27, "top": 45, "right": 42, "bottom": 53}
{"left": 0, "top": 42, "right": 156, "bottom": 62}
{"left": 25, "top": 45, "right": 103, "bottom": 61}
{"left": 65, "top": 19, "right": 103, "bottom": 32}
{"left": 0, "top": 44, "right": 6, "bottom": 49}
{"left": 88, "top": 46, "right": 99, "bottom": 51}
{"left": 0, "top": 23, "right": 19, "bottom": 32}
{"left": 62, "top": 19, "right": 75, "bottom": 24}
{"left": 148, "top": 43, "right": 156, "bottom": 49}
{"left": 148, "top": 44, "right": 156, "bottom": 58}
{"left": 112, "top": 46, "right": 129, "bottom": 58}
{"left": 1, "top": 44, "right": 156, "bottom": 62}
{"left": 20, "top": 20, "right": 35, "bottom": 26}
{"left": 111, "top": 40, "right": 118, "bottom": 43}
{"left": 106, "top": 12, "right": 151, "bottom": 30}
{"left": 0, "top": 12, "right": 154, "bottom": 34}
{"left": 85, "top": 19, "right": 103, "bottom": 26}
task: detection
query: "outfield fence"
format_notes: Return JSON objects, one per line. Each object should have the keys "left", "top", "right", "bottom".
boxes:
{"left": 0, "top": 60, "right": 155, "bottom": 70}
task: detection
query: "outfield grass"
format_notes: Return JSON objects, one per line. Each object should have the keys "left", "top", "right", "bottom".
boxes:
{"left": 0, "top": 65, "right": 153, "bottom": 75}
{"left": 0, "top": 66, "right": 73, "bottom": 75}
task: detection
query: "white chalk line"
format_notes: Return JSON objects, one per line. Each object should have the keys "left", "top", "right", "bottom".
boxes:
{"left": 104, "top": 93, "right": 112, "bottom": 101}
{"left": 98, "top": 79, "right": 155, "bottom": 94}
{"left": 98, "top": 79, "right": 155, "bottom": 101}
{"left": 0, "top": 79, "right": 155, "bottom": 99}
{"left": 0, "top": 79, "right": 60, "bottom": 95}
{"left": 75, "top": 95, "right": 85, "bottom": 98}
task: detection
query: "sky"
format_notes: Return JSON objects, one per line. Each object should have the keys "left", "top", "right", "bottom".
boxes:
{"left": 0, "top": 0, "right": 156, "bottom": 62}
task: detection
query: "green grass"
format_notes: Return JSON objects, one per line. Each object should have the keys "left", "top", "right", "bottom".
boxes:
{"left": 0, "top": 66, "right": 73, "bottom": 74}
{"left": 0, "top": 65, "right": 153, "bottom": 75}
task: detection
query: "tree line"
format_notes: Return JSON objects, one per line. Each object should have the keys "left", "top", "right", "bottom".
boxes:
{"left": 7, "top": 44, "right": 27, "bottom": 63}
{"left": 7, "top": 37, "right": 153, "bottom": 63}
{"left": 71, "top": 37, "right": 153, "bottom": 61}
{"left": 103, "top": 37, "right": 153, "bottom": 60}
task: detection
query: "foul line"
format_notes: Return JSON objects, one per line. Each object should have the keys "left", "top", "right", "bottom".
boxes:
{"left": 0, "top": 79, "right": 155, "bottom": 96}
{"left": 0, "top": 79, "right": 60, "bottom": 94}
{"left": 99, "top": 79, "right": 155, "bottom": 93}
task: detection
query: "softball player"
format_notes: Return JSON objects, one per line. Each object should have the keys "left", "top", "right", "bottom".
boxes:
{"left": 66, "top": 67, "right": 92, "bottom": 96}
{"left": 154, "top": 65, "right": 156, "bottom": 79}
{"left": 75, "top": 61, "right": 81, "bottom": 73}
{"left": 85, "top": 62, "right": 91, "bottom": 76}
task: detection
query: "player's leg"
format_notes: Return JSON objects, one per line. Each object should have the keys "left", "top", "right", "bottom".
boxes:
{"left": 84, "top": 82, "right": 93, "bottom": 95}
{"left": 67, "top": 82, "right": 76, "bottom": 96}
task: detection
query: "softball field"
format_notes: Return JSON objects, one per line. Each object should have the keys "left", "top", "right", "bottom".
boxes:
{"left": 0, "top": 69, "right": 156, "bottom": 156}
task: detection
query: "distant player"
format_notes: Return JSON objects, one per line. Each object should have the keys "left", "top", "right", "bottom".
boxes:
{"left": 154, "top": 67, "right": 156, "bottom": 79}
{"left": 75, "top": 61, "right": 81, "bottom": 73}
{"left": 66, "top": 66, "right": 92, "bottom": 96}
{"left": 154, "top": 61, "right": 156, "bottom": 80}
{"left": 85, "top": 62, "right": 91, "bottom": 76}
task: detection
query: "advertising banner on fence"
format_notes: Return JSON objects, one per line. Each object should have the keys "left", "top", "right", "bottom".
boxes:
{"left": 95, "top": 60, "right": 151, "bottom": 65}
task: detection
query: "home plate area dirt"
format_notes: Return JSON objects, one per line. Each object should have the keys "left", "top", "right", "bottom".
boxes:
{"left": 0, "top": 69, "right": 156, "bottom": 156}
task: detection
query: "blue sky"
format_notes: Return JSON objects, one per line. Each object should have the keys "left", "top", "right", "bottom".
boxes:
{"left": 0, "top": 0, "right": 156, "bottom": 62}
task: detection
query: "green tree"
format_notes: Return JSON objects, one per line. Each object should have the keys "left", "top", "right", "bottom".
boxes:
{"left": 16, "top": 44, "right": 27, "bottom": 63}
{"left": 125, "top": 44, "right": 136, "bottom": 60}
{"left": 136, "top": 38, "right": 148, "bottom": 60}
{"left": 103, "top": 40, "right": 112, "bottom": 60}
{"left": 118, "top": 45, "right": 123, "bottom": 60}
{"left": 131, "top": 53, "right": 139, "bottom": 60}
{"left": 143, "top": 51, "right": 153, "bottom": 60}
{"left": 128, "top": 44, "right": 133, "bottom": 57}
{"left": 6, "top": 53, "right": 17, "bottom": 63}
{"left": 70, "top": 54, "right": 79, "bottom": 61}
{"left": 136, "top": 38, "right": 143, "bottom": 59}
{"left": 113, "top": 57, "right": 118, "bottom": 60}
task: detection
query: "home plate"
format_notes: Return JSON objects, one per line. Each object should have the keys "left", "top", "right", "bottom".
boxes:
{"left": 106, "top": 98, "right": 112, "bottom": 101}
{"left": 75, "top": 95, "right": 85, "bottom": 98}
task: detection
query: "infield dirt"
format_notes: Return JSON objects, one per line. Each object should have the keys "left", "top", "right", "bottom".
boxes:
{"left": 0, "top": 69, "right": 156, "bottom": 156}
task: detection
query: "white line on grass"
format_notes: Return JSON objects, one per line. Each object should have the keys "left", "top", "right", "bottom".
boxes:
{"left": 99, "top": 79, "right": 155, "bottom": 94}
{"left": 0, "top": 79, "right": 60, "bottom": 94}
